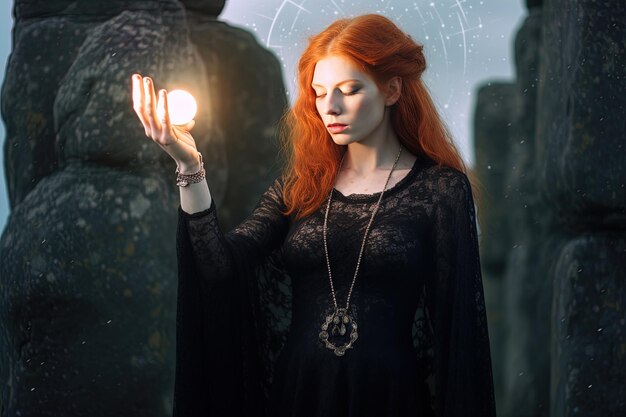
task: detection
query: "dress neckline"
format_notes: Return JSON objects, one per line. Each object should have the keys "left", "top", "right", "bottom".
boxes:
{"left": 331, "top": 153, "right": 430, "bottom": 203}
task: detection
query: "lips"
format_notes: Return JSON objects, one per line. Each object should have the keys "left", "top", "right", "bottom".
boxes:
{"left": 327, "top": 123, "right": 348, "bottom": 134}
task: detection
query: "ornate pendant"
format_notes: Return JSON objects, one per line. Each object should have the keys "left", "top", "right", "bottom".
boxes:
{"left": 318, "top": 307, "right": 358, "bottom": 356}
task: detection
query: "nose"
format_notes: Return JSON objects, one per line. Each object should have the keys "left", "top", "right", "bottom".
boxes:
{"left": 322, "top": 91, "right": 342, "bottom": 116}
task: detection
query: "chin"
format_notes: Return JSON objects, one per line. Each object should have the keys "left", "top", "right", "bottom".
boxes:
{"left": 329, "top": 133, "right": 360, "bottom": 146}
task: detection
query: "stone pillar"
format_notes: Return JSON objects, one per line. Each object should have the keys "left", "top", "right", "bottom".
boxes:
{"left": 474, "top": 0, "right": 625, "bottom": 416}
{"left": 474, "top": 81, "right": 516, "bottom": 412}
{"left": 0, "top": 0, "right": 287, "bottom": 415}
{"left": 501, "top": 7, "right": 552, "bottom": 417}
{"left": 536, "top": 0, "right": 626, "bottom": 416}
{"left": 183, "top": 10, "right": 287, "bottom": 230}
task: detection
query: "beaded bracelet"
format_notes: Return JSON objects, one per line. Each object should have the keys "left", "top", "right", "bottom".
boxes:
{"left": 175, "top": 152, "right": 205, "bottom": 187}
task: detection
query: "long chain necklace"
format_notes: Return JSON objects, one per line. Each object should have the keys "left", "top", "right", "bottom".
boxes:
{"left": 318, "top": 146, "right": 403, "bottom": 356}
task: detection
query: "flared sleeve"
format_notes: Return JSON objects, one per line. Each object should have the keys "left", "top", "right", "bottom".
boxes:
{"left": 424, "top": 168, "right": 497, "bottom": 417}
{"left": 173, "top": 178, "right": 289, "bottom": 417}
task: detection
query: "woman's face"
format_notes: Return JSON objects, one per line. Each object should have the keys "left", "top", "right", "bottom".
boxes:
{"left": 311, "top": 55, "right": 388, "bottom": 146}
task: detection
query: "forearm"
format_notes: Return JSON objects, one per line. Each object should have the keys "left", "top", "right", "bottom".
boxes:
{"left": 177, "top": 156, "right": 212, "bottom": 214}
{"left": 179, "top": 178, "right": 212, "bottom": 214}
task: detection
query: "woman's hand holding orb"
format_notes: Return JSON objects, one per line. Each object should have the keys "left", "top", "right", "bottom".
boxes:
{"left": 131, "top": 74, "right": 201, "bottom": 173}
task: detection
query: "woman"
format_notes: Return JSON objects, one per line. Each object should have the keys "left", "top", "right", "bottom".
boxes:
{"left": 132, "top": 14, "right": 496, "bottom": 417}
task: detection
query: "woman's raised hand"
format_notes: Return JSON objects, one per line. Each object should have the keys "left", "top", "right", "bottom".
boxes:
{"left": 131, "top": 73, "right": 200, "bottom": 173}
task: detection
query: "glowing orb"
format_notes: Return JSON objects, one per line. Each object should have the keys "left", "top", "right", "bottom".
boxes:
{"left": 158, "top": 89, "right": 197, "bottom": 125}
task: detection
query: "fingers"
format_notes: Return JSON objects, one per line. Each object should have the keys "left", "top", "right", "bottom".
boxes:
{"left": 131, "top": 74, "right": 193, "bottom": 150}
{"left": 131, "top": 74, "right": 162, "bottom": 137}
{"left": 131, "top": 74, "right": 150, "bottom": 136}
{"left": 158, "top": 89, "right": 176, "bottom": 145}
{"left": 143, "top": 77, "right": 162, "bottom": 136}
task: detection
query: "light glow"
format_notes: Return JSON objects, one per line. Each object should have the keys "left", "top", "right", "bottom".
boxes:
{"left": 158, "top": 89, "right": 197, "bottom": 125}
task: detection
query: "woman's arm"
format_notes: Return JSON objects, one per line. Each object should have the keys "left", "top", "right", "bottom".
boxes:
{"left": 179, "top": 176, "right": 212, "bottom": 214}
{"left": 130, "top": 71, "right": 219, "bottom": 220}
{"left": 182, "top": 177, "right": 288, "bottom": 288}
{"left": 130, "top": 74, "right": 285, "bottom": 415}
{"left": 174, "top": 177, "right": 288, "bottom": 417}
{"left": 424, "top": 168, "right": 496, "bottom": 417}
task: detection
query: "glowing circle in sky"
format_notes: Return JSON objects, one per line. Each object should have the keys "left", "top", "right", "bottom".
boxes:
{"left": 159, "top": 89, "right": 197, "bottom": 125}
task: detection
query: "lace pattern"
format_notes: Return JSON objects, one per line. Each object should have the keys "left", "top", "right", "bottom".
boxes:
{"left": 173, "top": 155, "right": 496, "bottom": 417}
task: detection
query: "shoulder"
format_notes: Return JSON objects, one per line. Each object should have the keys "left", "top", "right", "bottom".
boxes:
{"left": 260, "top": 175, "right": 289, "bottom": 214}
{"left": 421, "top": 164, "right": 474, "bottom": 207}
{"left": 264, "top": 174, "right": 288, "bottom": 195}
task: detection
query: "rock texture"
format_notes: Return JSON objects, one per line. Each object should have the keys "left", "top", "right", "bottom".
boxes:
{"left": 0, "top": 0, "right": 286, "bottom": 416}
{"left": 473, "top": 81, "right": 516, "bottom": 410}
{"left": 502, "top": 8, "right": 552, "bottom": 417}
{"left": 184, "top": 11, "right": 288, "bottom": 229}
{"left": 474, "top": 1, "right": 625, "bottom": 416}
{"left": 537, "top": 1, "right": 625, "bottom": 416}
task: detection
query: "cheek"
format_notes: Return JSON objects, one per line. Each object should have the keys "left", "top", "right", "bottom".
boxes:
{"left": 353, "top": 96, "right": 384, "bottom": 124}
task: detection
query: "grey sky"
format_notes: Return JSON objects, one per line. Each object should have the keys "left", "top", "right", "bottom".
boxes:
{"left": 0, "top": 0, "right": 526, "bottom": 231}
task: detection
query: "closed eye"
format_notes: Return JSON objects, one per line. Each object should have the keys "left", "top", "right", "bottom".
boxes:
{"left": 315, "top": 88, "right": 360, "bottom": 99}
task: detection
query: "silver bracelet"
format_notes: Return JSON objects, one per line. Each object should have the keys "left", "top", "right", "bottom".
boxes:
{"left": 175, "top": 153, "right": 205, "bottom": 187}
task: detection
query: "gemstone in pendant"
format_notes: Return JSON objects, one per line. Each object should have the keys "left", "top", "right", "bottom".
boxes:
{"left": 343, "top": 316, "right": 349, "bottom": 324}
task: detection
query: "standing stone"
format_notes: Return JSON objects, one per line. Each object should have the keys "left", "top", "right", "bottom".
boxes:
{"left": 184, "top": 11, "right": 288, "bottom": 230}
{"left": 474, "top": 81, "right": 517, "bottom": 412}
{"left": 0, "top": 3, "right": 205, "bottom": 416}
{"left": 473, "top": 0, "right": 625, "bottom": 416}
{"left": 536, "top": 1, "right": 626, "bottom": 416}
{"left": 0, "top": 0, "right": 287, "bottom": 416}
{"left": 502, "top": 8, "right": 552, "bottom": 417}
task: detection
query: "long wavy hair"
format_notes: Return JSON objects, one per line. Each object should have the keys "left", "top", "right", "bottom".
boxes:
{"left": 280, "top": 14, "right": 480, "bottom": 219}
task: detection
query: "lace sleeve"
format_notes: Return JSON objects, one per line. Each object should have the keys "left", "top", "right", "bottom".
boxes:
{"left": 424, "top": 168, "right": 497, "bottom": 417}
{"left": 173, "top": 178, "right": 289, "bottom": 417}
{"left": 183, "top": 177, "right": 288, "bottom": 289}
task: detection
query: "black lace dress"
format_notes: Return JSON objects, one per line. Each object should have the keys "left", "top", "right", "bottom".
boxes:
{"left": 172, "top": 153, "right": 496, "bottom": 417}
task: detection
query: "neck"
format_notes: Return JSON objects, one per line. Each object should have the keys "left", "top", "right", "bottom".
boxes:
{"left": 342, "top": 109, "right": 403, "bottom": 174}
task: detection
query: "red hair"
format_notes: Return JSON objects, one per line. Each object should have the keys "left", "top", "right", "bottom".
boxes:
{"left": 280, "top": 14, "right": 479, "bottom": 219}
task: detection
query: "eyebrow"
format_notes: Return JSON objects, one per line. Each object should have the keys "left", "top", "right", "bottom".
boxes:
{"left": 311, "top": 79, "right": 361, "bottom": 88}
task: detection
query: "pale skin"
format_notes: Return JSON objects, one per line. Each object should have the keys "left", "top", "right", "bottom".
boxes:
{"left": 131, "top": 74, "right": 211, "bottom": 214}
{"left": 131, "top": 54, "right": 416, "bottom": 214}
{"left": 311, "top": 55, "right": 417, "bottom": 195}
